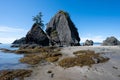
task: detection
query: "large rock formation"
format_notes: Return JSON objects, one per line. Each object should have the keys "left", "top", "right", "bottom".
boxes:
{"left": 12, "top": 23, "right": 49, "bottom": 47}
{"left": 83, "top": 40, "right": 94, "bottom": 46}
{"left": 25, "top": 23, "right": 49, "bottom": 46}
{"left": 12, "top": 10, "right": 80, "bottom": 47}
{"left": 46, "top": 10, "right": 80, "bottom": 46}
{"left": 102, "top": 36, "right": 120, "bottom": 46}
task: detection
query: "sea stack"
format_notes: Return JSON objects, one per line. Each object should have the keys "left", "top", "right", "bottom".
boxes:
{"left": 25, "top": 23, "right": 49, "bottom": 46}
{"left": 102, "top": 36, "right": 120, "bottom": 46}
{"left": 12, "top": 23, "right": 49, "bottom": 47}
{"left": 46, "top": 10, "right": 80, "bottom": 46}
{"left": 83, "top": 40, "right": 94, "bottom": 46}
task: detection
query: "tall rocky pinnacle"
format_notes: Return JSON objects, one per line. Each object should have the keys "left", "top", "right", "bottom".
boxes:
{"left": 25, "top": 23, "right": 49, "bottom": 46}
{"left": 46, "top": 10, "right": 80, "bottom": 46}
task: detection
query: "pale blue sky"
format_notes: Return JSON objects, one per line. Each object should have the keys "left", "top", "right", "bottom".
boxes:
{"left": 0, "top": 0, "right": 120, "bottom": 43}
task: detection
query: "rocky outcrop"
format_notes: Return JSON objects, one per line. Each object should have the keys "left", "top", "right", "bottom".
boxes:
{"left": 12, "top": 37, "right": 26, "bottom": 44}
{"left": 25, "top": 23, "right": 49, "bottom": 46}
{"left": 83, "top": 40, "right": 94, "bottom": 46}
{"left": 11, "top": 37, "right": 26, "bottom": 47}
{"left": 12, "top": 23, "right": 49, "bottom": 47}
{"left": 12, "top": 10, "right": 80, "bottom": 47}
{"left": 102, "top": 36, "right": 120, "bottom": 46}
{"left": 0, "top": 69, "right": 32, "bottom": 80}
{"left": 46, "top": 10, "right": 80, "bottom": 46}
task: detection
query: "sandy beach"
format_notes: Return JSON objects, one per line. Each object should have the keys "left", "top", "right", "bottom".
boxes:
{"left": 24, "top": 46, "right": 120, "bottom": 80}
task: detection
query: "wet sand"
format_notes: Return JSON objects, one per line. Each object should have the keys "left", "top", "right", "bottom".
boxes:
{"left": 25, "top": 46, "right": 120, "bottom": 80}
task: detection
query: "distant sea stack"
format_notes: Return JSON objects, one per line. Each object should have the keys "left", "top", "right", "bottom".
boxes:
{"left": 102, "top": 36, "right": 120, "bottom": 46}
{"left": 83, "top": 40, "right": 94, "bottom": 46}
{"left": 46, "top": 10, "right": 80, "bottom": 46}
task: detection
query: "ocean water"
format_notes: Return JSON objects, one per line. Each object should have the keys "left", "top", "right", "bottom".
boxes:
{"left": 0, "top": 44, "right": 28, "bottom": 70}
{"left": 93, "top": 42, "right": 102, "bottom": 46}
{"left": 80, "top": 42, "right": 102, "bottom": 46}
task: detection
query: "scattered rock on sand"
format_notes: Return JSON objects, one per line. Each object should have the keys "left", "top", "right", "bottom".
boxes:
{"left": 47, "top": 70, "right": 52, "bottom": 73}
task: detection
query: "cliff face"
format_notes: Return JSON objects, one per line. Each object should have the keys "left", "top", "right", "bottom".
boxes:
{"left": 25, "top": 23, "right": 49, "bottom": 46}
{"left": 46, "top": 11, "right": 80, "bottom": 46}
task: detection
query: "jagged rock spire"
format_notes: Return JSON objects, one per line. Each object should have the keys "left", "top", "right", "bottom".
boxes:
{"left": 46, "top": 10, "right": 80, "bottom": 46}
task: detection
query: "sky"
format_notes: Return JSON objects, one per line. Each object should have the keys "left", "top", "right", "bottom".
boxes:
{"left": 0, "top": 0, "right": 120, "bottom": 43}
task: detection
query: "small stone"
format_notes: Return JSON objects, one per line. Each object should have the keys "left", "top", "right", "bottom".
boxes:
{"left": 47, "top": 70, "right": 52, "bottom": 74}
{"left": 51, "top": 73, "right": 54, "bottom": 78}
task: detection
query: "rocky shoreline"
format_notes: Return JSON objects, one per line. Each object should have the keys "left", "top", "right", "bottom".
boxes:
{"left": 1, "top": 10, "right": 120, "bottom": 80}
{"left": 24, "top": 46, "right": 120, "bottom": 80}
{"left": 0, "top": 69, "right": 32, "bottom": 80}
{"left": 1, "top": 46, "right": 120, "bottom": 80}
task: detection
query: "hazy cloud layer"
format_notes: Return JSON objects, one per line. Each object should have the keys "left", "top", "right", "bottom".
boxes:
{"left": 0, "top": 26, "right": 27, "bottom": 43}
{"left": 81, "top": 36, "right": 104, "bottom": 43}
{"left": 0, "top": 26, "right": 26, "bottom": 33}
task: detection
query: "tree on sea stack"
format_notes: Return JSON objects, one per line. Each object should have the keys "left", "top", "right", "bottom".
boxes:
{"left": 32, "top": 12, "right": 44, "bottom": 29}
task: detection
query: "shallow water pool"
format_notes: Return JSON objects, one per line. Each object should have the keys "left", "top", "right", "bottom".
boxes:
{"left": 0, "top": 44, "right": 28, "bottom": 70}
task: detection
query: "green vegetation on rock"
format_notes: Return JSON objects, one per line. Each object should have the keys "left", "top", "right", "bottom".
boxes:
{"left": 32, "top": 12, "right": 44, "bottom": 29}
{"left": 50, "top": 29, "right": 58, "bottom": 38}
{"left": 58, "top": 10, "right": 70, "bottom": 18}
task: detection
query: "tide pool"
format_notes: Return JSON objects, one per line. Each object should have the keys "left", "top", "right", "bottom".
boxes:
{"left": 0, "top": 44, "right": 28, "bottom": 70}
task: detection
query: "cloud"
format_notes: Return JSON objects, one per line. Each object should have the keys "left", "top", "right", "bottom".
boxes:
{"left": 0, "top": 26, "right": 26, "bottom": 33}
{"left": 0, "top": 37, "right": 18, "bottom": 43}
{"left": 0, "top": 26, "right": 27, "bottom": 43}
{"left": 81, "top": 36, "right": 105, "bottom": 43}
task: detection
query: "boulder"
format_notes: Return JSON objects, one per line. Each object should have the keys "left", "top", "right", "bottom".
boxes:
{"left": 26, "top": 23, "right": 49, "bottom": 46}
{"left": 102, "top": 36, "right": 120, "bottom": 46}
{"left": 46, "top": 10, "right": 80, "bottom": 46}
{"left": 83, "top": 40, "right": 94, "bottom": 46}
